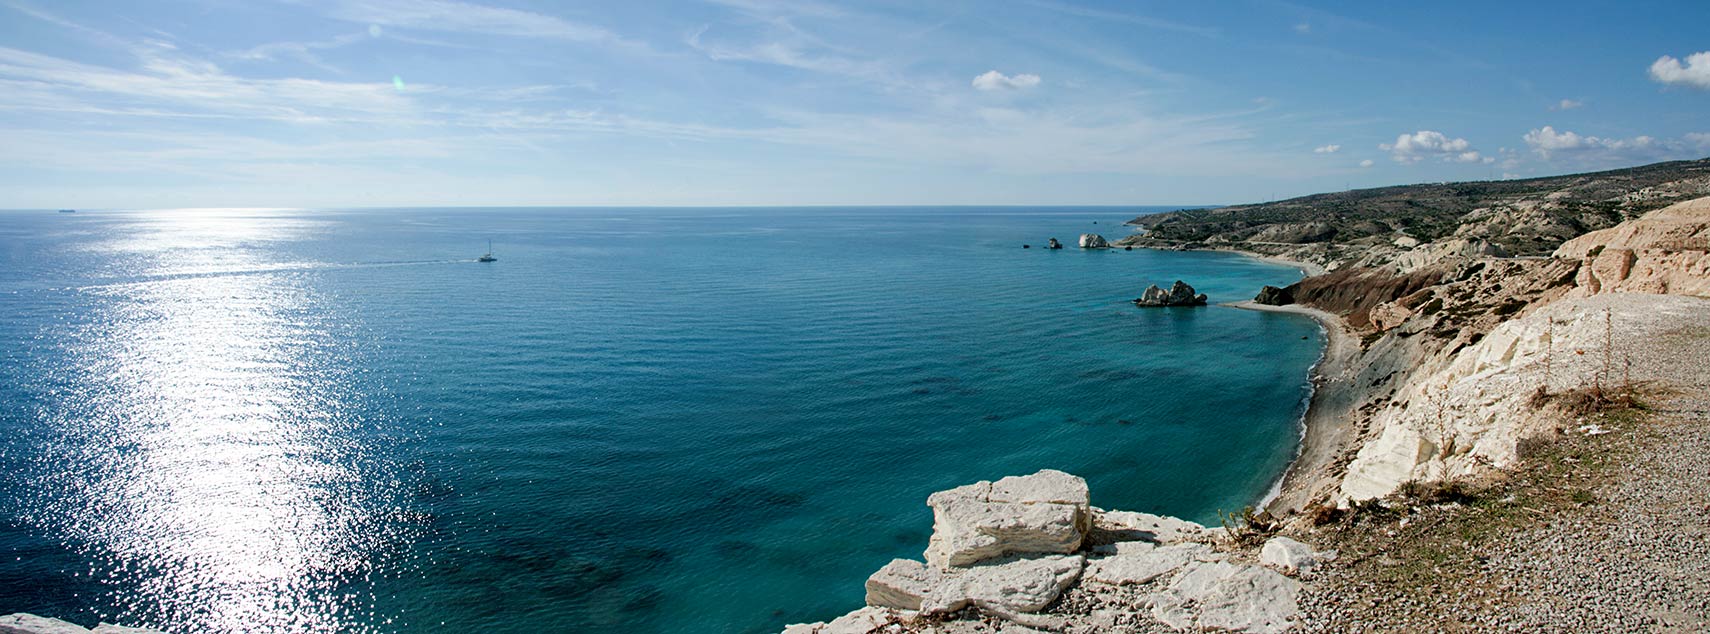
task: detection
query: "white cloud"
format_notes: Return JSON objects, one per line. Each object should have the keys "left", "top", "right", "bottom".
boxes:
{"left": 1649, "top": 51, "right": 1710, "bottom": 89}
{"left": 1359, "top": 159, "right": 1374, "bottom": 168}
{"left": 1379, "top": 130, "right": 1482, "bottom": 163}
{"left": 1549, "top": 98, "right": 1582, "bottom": 111}
{"left": 1523, "top": 125, "right": 1710, "bottom": 161}
{"left": 1293, "top": 23, "right": 1311, "bottom": 34}
{"left": 1313, "top": 144, "right": 1340, "bottom": 154}
{"left": 972, "top": 70, "right": 1041, "bottom": 91}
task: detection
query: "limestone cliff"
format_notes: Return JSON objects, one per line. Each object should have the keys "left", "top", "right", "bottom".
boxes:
{"left": 1290, "top": 195, "right": 1710, "bottom": 506}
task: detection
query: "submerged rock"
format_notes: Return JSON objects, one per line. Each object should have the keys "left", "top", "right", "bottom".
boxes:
{"left": 924, "top": 470, "right": 1091, "bottom": 568}
{"left": 1134, "top": 280, "right": 1208, "bottom": 307}
{"left": 1253, "top": 285, "right": 1294, "bottom": 306}
{"left": 1079, "top": 233, "right": 1110, "bottom": 249}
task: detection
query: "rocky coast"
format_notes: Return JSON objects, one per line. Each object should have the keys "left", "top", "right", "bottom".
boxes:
{"left": 786, "top": 185, "right": 1710, "bottom": 632}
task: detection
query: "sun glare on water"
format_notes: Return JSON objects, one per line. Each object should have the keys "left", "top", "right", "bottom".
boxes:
{"left": 26, "top": 209, "right": 406, "bottom": 633}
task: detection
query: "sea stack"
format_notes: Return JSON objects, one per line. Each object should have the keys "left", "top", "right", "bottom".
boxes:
{"left": 1254, "top": 285, "right": 1294, "bottom": 306}
{"left": 1079, "top": 233, "right": 1110, "bottom": 249}
{"left": 1046, "top": 238, "right": 1063, "bottom": 249}
{"left": 1134, "top": 280, "right": 1208, "bottom": 307}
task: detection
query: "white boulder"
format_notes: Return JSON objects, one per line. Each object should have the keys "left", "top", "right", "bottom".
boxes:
{"left": 920, "top": 555, "right": 1084, "bottom": 615}
{"left": 1079, "top": 233, "right": 1110, "bottom": 249}
{"left": 923, "top": 470, "right": 1090, "bottom": 569}
{"left": 1259, "top": 536, "right": 1327, "bottom": 575}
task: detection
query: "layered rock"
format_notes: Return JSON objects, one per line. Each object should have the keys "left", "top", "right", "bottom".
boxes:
{"left": 784, "top": 472, "right": 1312, "bottom": 633}
{"left": 1078, "top": 233, "right": 1110, "bottom": 249}
{"left": 923, "top": 470, "right": 1090, "bottom": 568}
{"left": 1555, "top": 195, "right": 1710, "bottom": 299}
{"left": 0, "top": 614, "right": 163, "bottom": 634}
{"left": 1337, "top": 292, "right": 1708, "bottom": 502}
{"left": 1134, "top": 280, "right": 1208, "bottom": 307}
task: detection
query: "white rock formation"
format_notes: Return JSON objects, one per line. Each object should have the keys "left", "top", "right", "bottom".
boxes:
{"left": 1259, "top": 536, "right": 1329, "bottom": 575}
{"left": 1085, "top": 543, "right": 1210, "bottom": 586}
{"left": 1149, "top": 562, "right": 1301, "bottom": 633}
{"left": 1079, "top": 233, "right": 1110, "bottom": 249}
{"left": 1556, "top": 195, "right": 1710, "bottom": 299}
{"left": 1338, "top": 292, "right": 1710, "bottom": 503}
{"left": 920, "top": 555, "right": 1085, "bottom": 615}
{"left": 865, "top": 559, "right": 946, "bottom": 611}
{"left": 781, "top": 606, "right": 906, "bottom": 634}
{"left": 923, "top": 470, "right": 1090, "bottom": 569}
{"left": 0, "top": 614, "right": 164, "bottom": 634}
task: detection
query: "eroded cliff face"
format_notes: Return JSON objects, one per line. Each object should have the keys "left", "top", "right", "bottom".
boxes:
{"left": 1307, "top": 196, "right": 1710, "bottom": 506}
{"left": 1554, "top": 196, "right": 1710, "bottom": 299}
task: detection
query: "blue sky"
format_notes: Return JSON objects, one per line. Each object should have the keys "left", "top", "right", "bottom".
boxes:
{"left": 1, "top": 0, "right": 1707, "bottom": 208}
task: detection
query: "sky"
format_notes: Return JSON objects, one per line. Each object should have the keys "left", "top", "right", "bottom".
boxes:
{"left": 0, "top": 0, "right": 1707, "bottom": 209}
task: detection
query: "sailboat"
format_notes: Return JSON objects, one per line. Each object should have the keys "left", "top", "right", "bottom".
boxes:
{"left": 478, "top": 240, "right": 497, "bottom": 262}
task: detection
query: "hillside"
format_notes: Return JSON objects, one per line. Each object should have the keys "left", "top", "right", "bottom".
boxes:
{"left": 1120, "top": 158, "right": 1710, "bottom": 263}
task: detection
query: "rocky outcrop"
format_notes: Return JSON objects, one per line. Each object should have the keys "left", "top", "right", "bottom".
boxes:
{"left": 1046, "top": 238, "right": 1063, "bottom": 249}
{"left": 1254, "top": 285, "right": 1294, "bottom": 306}
{"left": 1337, "top": 292, "right": 1708, "bottom": 503}
{"left": 1134, "top": 281, "right": 1208, "bottom": 307}
{"left": 0, "top": 614, "right": 163, "bottom": 634}
{"left": 923, "top": 470, "right": 1091, "bottom": 568}
{"left": 1079, "top": 233, "right": 1110, "bottom": 249}
{"left": 1555, "top": 195, "right": 1710, "bottom": 299}
{"left": 783, "top": 472, "right": 1312, "bottom": 633}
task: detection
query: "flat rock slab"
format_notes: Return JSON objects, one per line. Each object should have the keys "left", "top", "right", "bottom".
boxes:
{"left": 1259, "top": 536, "right": 1331, "bottom": 575}
{"left": 866, "top": 559, "right": 946, "bottom": 610}
{"left": 1085, "top": 543, "right": 1210, "bottom": 586}
{"left": 924, "top": 470, "right": 1090, "bottom": 569}
{"left": 921, "top": 555, "right": 1084, "bottom": 615}
{"left": 1149, "top": 562, "right": 1301, "bottom": 633}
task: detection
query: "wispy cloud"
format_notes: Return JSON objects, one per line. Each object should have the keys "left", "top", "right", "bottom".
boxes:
{"left": 971, "top": 70, "right": 1041, "bottom": 92}
{"left": 1313, "top": 143, "right": 1340, "bottom": 153}
{"left": 316, "top": 0, "right": 648, "bottom": 50}
{"left": 1023, "top": 1, "right": 1220, "bottom": 38}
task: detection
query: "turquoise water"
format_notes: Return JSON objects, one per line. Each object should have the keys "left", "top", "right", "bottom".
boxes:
{"left": 0, "top": 207, "right": 1321, "bottom": 633}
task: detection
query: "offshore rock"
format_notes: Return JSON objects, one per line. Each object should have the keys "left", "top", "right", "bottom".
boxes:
{"left": 1046, "top": 238, "right": 1063, "bottom": 249}
{"left": 1079, "top": 233, "right": 1110, "bottom": 249}
{"left": 1253, "top": 285, "right": 1294, "bottom": 306}
{"left": 923, "top": 470, "right": 1090, "bottom": 569}
{"left": 1134, "top": 280, "right": 1208, "bottom": 307}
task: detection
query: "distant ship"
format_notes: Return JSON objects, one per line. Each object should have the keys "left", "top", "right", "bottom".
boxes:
{"left": 478, "top": 240, "right": 497, "bottom": 262}
{"left": 58, "top": 209, "right": 75, "bottom": 213}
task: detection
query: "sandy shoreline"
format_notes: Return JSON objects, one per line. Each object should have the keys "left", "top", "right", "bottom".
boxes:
{"left": 1225, "top": 300, "right": 1361, "bottom": 515}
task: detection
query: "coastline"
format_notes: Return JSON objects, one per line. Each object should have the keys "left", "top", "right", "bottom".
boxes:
{"left": 1225, "top": 299, "right": 1360, "bottom": 515}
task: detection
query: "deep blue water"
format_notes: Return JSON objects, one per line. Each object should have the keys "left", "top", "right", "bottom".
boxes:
{"left": 0, "top": 207, "right": 1321, "bottom": 633}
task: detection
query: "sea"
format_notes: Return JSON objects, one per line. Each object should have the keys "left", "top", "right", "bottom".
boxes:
{"left": 0, "top": 207, "right": 1323, "bottom": 634}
